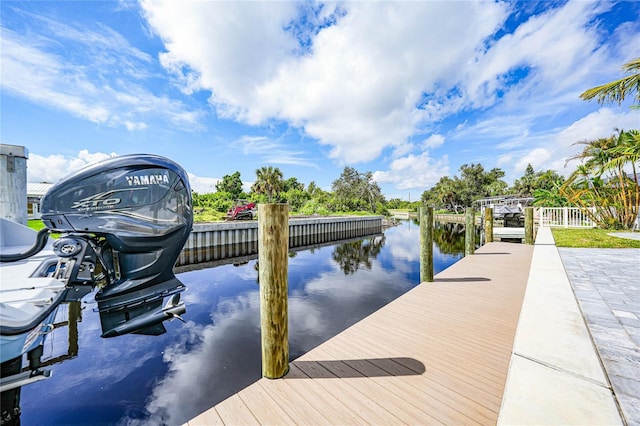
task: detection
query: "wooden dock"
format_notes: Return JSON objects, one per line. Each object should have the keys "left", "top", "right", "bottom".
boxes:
{"left": 185, "top": 241, "right": 534, "bottom": 425}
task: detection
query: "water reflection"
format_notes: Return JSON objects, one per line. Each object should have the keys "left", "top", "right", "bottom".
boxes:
{"left": 409, "top": 218, "right": 482, "bottom": 255}
{"left": 331, "top": 236, "right": 385, "bottom": 275}
{"left": 2, "top": 281, "right": 188, "bottom": 426}
{"left": 434, "top": 222, "right": 467, "bottom": 255}
{"left": 19, "top": 220, "right": 464, "bottom": 425}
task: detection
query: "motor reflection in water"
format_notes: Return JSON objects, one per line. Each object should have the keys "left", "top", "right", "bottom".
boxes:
{"left": 0, "top": 281, "right": 187, "bottom": 426}
{"left": 15, "top": 220, "right": 466, "bottom": 426}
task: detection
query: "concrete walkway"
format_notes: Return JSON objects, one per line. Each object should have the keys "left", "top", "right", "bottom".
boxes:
{"left": 498, "top": 227, "right": 624, "bottom": 425}
{"left": 608, "top": 232, "right": 640, "bottom": 241}
{"left": 560, "top": 247, "right": 640, "bottom": 425}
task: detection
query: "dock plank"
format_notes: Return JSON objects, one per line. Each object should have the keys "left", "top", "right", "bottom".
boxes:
{"left": 213, "top": 394, "right": 257, "bottom": 425}
{"left": 236, "top": 384, "right": 295, "bottom": 425}
{"left": 313, "top": 343, "right": 498, "bottom": 423}
{"left": 185, "top": 242, "right": 533, "bottom": 425}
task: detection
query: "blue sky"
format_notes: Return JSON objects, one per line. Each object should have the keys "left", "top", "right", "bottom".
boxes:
{"left": 1, "top": 1, "right": 639, "bottom": 198}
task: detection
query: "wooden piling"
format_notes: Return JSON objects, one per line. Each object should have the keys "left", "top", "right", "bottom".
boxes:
{"left": 465, "top": 207, "right": 475, "bottom": 256}
{"left": 484, "top": 207, "right": 494, "bottom": 244}
{"left": 258, "top": 203, "right": 289, "bottom": 379}
{"left": 419, "top": 206, "right": 434, "bottom": 283}
{"left": 525, "top": 207, "right": 534, "bottom": 245}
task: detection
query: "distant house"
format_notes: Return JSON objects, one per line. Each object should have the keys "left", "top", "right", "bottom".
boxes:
{"left": 27, "top": 182, "right": 53, "bottom": 219}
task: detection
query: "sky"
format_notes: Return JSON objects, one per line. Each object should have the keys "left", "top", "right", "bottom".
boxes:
{"left": 1, "top": 1, "right": 639, "bottom": 199}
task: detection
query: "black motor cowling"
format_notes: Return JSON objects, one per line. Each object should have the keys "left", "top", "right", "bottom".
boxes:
{"left": 40, "top": 154, "right": 193, "bottom": 301}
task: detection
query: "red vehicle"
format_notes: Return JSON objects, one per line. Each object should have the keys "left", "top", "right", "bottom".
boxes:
{"left": 226, "top": 199, "right": 257, "bottom": 220}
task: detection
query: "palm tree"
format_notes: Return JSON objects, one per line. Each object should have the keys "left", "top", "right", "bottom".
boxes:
{"left": 562, "top": 130, "right": 640, "bottom": 229}
{"left": 607, "top": 130, "right": 640, "bottom": 225}
{"left": 252, "top": 166, "right": 284, "bottom": 202}
{"left": 580, "top": 57, "right": 640, "bottom": 109}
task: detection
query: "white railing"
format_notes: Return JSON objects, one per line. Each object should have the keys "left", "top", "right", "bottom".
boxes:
{"left": 538, "top": 207, "right": 597, "bottom": 228}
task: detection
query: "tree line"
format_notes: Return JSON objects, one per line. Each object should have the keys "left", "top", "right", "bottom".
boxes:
{"left": 192, "top": 165, "right": 387, "bottom": 219}
{"left": 192, "top": 160, "right": 566, "bottom": 217}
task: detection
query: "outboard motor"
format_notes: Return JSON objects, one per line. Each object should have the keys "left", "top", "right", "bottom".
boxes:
{"left": 39, "top": 154, "right": 193, "bottom": 304}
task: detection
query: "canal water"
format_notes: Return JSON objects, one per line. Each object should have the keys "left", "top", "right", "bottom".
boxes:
{"left": 19, "top": 220, "right": 466, "bottom": 425}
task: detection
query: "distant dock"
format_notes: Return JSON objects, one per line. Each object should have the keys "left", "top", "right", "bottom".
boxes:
{"left": 390, "top": 210, "right": 528, "bottom": 242}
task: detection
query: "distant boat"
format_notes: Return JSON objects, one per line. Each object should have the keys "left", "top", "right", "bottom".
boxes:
{"left": 475, "top": 195, "right": 534, "bottom": 227}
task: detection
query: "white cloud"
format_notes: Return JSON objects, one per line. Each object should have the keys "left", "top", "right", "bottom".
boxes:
{"left": 514, "top": 148, "right": 552, "bottom": 173}
{"left": 5, "top": 1, "right": 639, "bottom": 195}
{"left": 373, "top": 153, "right": 449, "bottom": 191}
{"left": 28, "top": 150, "right": 118, "bottom": 183}
{"left": 547, "top": 108, "right": 640, "bottom": 174}
{"left": 28, "top": 150, "right": 221, "bottom": 195}
{"left": 235, "top": 135, "right": 318, "bottom": 168}
{"left": 0, "top": 20, "right": 202, "bottom": 131}
{"left": 187, "top": 173, "right": 219, "bottom": 194}
{"left": 554, "top": 108, "right": 639, "bottom": 150}
{"left": 464, "top": 1, "right": 612, "bottom": 107}
{"left": 423, "top": 134, "right": 445, "bottom": 150}
{"left": 503, "top": 108, "right": 640, "bottom": 177}
{"left": 124, "top": 121, "right": 148, "bottom": 131}
{"left": 497, "top": 153, "right": 513, "bottom": 167}
{"left": 141, "top": 1, "right": 508, "bottom": 164}
{"left": 140, "top": 0, "right": 638, "bottom": 190}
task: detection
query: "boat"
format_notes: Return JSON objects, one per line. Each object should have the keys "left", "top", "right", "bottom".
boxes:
{"left": 0, "top": 219, "right": 68, "bottom": 383}
{"left": 0, "top": 154, "right": 193, "bottom": 424}
{"left": 475, "top": 195, "right": 534, "bottom": 227}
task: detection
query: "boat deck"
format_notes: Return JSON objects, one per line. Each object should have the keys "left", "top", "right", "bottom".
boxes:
{"left": 185, "top": 241, "right": 533, "bottom": 425}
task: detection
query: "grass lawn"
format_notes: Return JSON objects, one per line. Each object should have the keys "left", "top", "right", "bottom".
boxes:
{"left": 551, "top": 227, "right": 640, "bottom": 248}
{"left": 28, "top": 219, "right": 46, "bottom": 231}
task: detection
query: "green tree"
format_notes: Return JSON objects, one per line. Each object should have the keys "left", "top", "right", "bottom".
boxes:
{"left": 251, "top": 166, "right": 284, "bottom": 202}
{"left": 531, "top": 169, "right": 568, "bottom": 207}
{"left": 511, "top": 164, "right": 537, "bottom": 197}
{"left": 458, "top": 164, "right": 508, "bottom": 205}
{"left": 307, "top": 181, "right": 319, "bottom": 197}
{"left": 421, "top": 164, "right": 508, "bottom": 210}
{"left": 387, "top": 198, "right": 415, "bottom": 210}
{"left": 215, "top": 171, "right": 244, "bottom": 200}
{"left": 283, "top": 177, "right": 305, "bottom": 192}
{"left": 534, "top": 169, "right": 566, "bottom": 193}
{"left": 281, "top": 188, "right": 310, "bottom": 212}
{"left": 301, "top": 181, "right": 331, "bottom": 214}
{"left": 533, "top": 187, "right": 570, "bottom": 207}
{"left": 511, "top": 165, "right": 565, "bottom": 198}
{"left": 580, "top": 57, "right": 640, "bottom": 109}
{"left": 421, "top": 176, "right": 460, "bottom": 210}
{"left": 561, "top": 129, "right": 640, "bottom": 229}
{"left": 331, "top": 167, "right": 385, "bottom": 212}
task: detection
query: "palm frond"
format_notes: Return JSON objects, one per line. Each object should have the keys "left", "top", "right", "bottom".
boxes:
{"left": 580, "top": 58, "right": 640, "bottom": 106}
